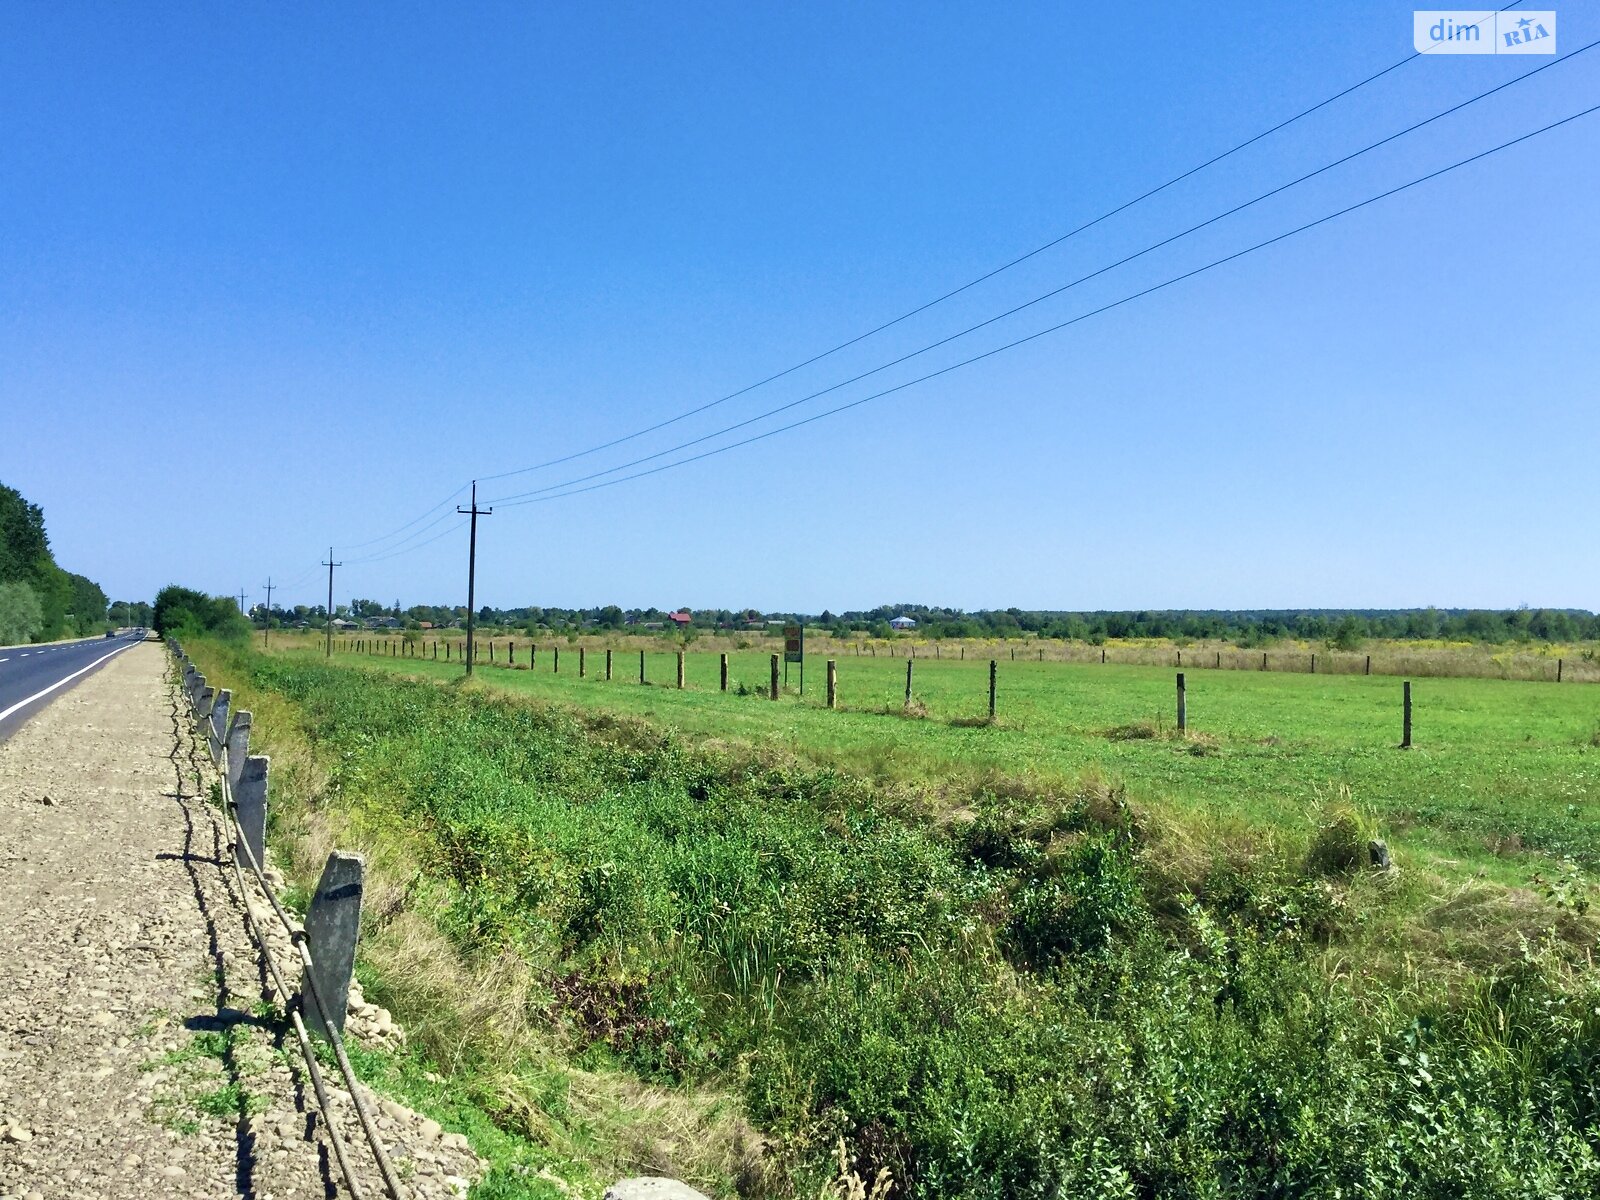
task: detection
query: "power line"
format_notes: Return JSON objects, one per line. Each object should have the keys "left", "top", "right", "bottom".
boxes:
{"left": 342, "top": 506, "right": 465, "bottom": 565}
{"left": 474, "top": 3, "right": 1525, "bottom": 489}
{"left": 485, "top": 42, "right": 1595, "bottom": 507}
{"left": 491, "top": 101, "right": 1599, "bottom": 510}
{"left": 333, "top": 482, "right": 470, "bottom": 554}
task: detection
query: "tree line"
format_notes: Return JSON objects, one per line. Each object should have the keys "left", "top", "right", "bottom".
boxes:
{"left": 0, "top": 481, "right": 113, "bottom": 644}
{"left": 244, "top": 595, "right": 1600, "bottom": 647}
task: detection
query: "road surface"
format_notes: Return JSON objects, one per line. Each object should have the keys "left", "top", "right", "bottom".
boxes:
{"left": 0, "top": 631, "right": 146, "bottom": 742}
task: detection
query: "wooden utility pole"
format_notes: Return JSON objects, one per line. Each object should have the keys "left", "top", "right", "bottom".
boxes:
{"left": 262, "top": 578, "right": 274, "bottom": 648}
{"left": 321, "top": 549, "right": 341, "bottom": 658}
{"left": 457, "top": 481, "right": 493, "bottom": 676}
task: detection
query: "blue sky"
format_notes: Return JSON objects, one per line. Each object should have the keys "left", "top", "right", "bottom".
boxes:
{"left": 3, "top": 2, "right": 1596, "bottom": 614}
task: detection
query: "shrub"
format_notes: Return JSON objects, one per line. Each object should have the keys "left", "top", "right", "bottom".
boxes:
{"left": 0, "top": 579, "right": 43, "bottom": 643}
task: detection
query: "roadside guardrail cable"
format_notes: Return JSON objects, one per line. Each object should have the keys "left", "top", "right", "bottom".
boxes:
{"left": 167, "top": 643, "right": 407, "bottom": 1200}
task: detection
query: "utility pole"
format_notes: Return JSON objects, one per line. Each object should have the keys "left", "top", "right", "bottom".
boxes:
{"left": 262, "top": 577, "right": 274, "bottom": 648}
{"left": 238, "top": 588, "right": 248, "bottom": 614}
{"left": 457, "top": 481, "right": 493, "bottom": 675}
{"left": 322, "top": 548, "right": 342, "bottom": 658}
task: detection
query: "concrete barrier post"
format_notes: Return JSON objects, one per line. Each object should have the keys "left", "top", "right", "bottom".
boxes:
{"left": 226, "top": 711, "right": 252, "bottom": 796}
{"left": 304, "top": 851, "right": 364, "bottom": 1040}
{"left": 209, "top": 689, "right": 232, "bottom": 763}
{"left": 197, "top": 684, "right": 215, "bottom": 725}
{"left": 234, "top": 754, "right": 270, "bottom": 871}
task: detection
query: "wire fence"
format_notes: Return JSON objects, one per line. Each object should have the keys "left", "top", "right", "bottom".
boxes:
{"left": 169, "top": 638, "right": 405, "bottom": 1200}
{"left": 318, "top": 630, "right": 1597, "bottom": 685}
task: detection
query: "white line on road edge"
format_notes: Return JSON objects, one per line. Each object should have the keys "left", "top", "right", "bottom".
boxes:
{"left": 0, "top": 641, "right": 140, "bottom": 724}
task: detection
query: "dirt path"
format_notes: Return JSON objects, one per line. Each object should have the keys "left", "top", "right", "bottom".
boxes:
{"left": 0, "top": 643, "right": 478, "bottom": 1200}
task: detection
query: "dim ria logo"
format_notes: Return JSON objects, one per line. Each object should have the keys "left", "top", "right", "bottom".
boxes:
{"left": 1413, "top": 10, "right": 1556, "bottom": 54}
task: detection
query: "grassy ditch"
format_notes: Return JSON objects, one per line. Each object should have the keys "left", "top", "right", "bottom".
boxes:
{"left": 189, "top": 640, "right": 1600, "bottom": 1198}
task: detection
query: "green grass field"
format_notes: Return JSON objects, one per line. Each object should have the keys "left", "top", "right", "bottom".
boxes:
{"left": 186, "top": 635, "right": 1600, "bottom": 1198}
{"left": 296, "top": 640, "right": 1600, "bottom": 887}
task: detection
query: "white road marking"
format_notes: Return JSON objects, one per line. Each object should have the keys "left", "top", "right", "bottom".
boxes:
{"left": 0, "top": 642, "right": 139, "bottom": 724}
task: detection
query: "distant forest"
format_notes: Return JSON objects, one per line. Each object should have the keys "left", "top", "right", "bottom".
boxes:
{"left": 254, "top": 597, "right": 1599, "bottom": 647}
{"left": 0, "top": 481, "right": 114, "bottom": 643}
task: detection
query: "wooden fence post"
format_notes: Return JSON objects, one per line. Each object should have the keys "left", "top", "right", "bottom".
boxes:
{"left": 605, "top": 649, "right": 613, "bottom": 680}
{"left": 509, "top": 641, "right": 515, "bottom": 665}
{"left": 1310, "top": 653, "right": 1316, "bottom": 674}
{"left": 826, "top": 660, "right": 837, "bottom": 709}
{"left": 554, "top": 646, "right": 560, "bottom": 674}
{"left": 770, "top": 653, "right": 779, "bottom": 700}
{"left": 1216, "top": 651, "right": 1221, "bottom": 669}
{"left": 677, "top": 651, "right": 685, "bottom": 689}
{"left": 1557, "top": 658, "right": 1563, "bottom": 683}
{"left": 1401, "top": 681, "right": 1412, "bottom": 749}
{"left": 1101, "top": 648, "right": 1106, "bottom": 664}
{"left": 1176, "top": 672, "right": 1187, "bottom": 731}
{"left": 1262, "top": 651, "right": 1267, "bottom": 671}
{"left": 720, "top": 653, "right": 728, "bottom": 692}
{"left": 988, "top": 659, "right": 997, "bottom": 720}
{"left": 580, "top": 647, "right": 587, "bottom": 678}
{"left": 640, "top": 650, "right": 646, "bottom": 684}
{"left": 1365, "top": 654, "right": 1371, "bottom": 676}
{"left": 905, "top": 659, "right": 914, "bottom": 707}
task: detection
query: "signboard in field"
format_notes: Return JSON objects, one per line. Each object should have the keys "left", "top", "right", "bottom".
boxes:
{"left": 783, "top": 623, "right": 803, "bottom": 664}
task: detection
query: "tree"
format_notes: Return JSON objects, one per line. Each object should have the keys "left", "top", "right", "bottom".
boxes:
{"left": 0, "top": 485, "right": 48, "bottom": 583}
{"left": 0, "top": 580, "right": 43, "bottom": 644}
{"left": 154, "top": 585, "right": 250, "bottom": 640}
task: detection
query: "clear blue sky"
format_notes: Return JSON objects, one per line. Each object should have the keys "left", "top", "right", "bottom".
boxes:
{"left": 3, "top": 2, "right": 1596, "bottom": 614}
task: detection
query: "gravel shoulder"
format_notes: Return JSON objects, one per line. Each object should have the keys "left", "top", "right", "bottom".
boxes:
{"left": 0, "top": 643, "right": 480, "bottom": 1200}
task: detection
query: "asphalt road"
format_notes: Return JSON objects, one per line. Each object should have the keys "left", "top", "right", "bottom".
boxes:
{"left": 0, "top": 630, "right": 147, "bottom": 742}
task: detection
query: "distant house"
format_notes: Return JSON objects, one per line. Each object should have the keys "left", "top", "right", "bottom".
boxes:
{"left": 668, "top": 611, "right": 692, "bottom": 627}
{"left": 329, "top": 618, "right": 358, "bottom": 631}
{"left": 889, "top": 616, "right": 917, "bottom": 631}
{"left": 418, "top": 621, "right": 433, "bottom": 630}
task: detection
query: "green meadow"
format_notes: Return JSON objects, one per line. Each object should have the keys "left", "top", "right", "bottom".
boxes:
{"left": 310, "top": 640, "right": 1600, "bottom": 886}
{"left": 188, "top": 636, "right": 1600, "bottom": 1198}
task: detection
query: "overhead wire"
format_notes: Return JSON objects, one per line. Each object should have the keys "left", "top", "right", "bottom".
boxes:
{"left": 490, "top": 101, "right": 1600, "bottom": 509}
{"left": 484, "top": 40, "right": 1595, "bottom": 507}
{"left": 333, "top": 481, "right": 471, "bottom": 554}
{"left": 473, "top": 2, "right": 1526, "bottom": 489}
